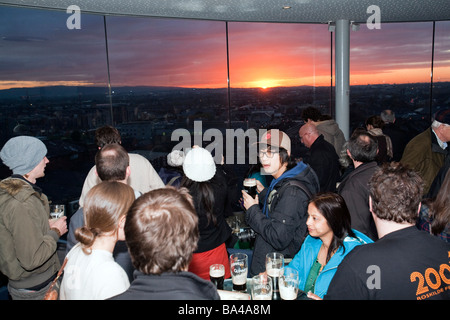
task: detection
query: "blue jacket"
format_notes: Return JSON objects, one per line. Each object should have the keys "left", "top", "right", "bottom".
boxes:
{"left": 287, "top": 229, "right": 373, "bottom": 298}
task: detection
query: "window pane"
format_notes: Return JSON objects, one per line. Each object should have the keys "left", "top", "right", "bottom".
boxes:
{"left": 432, "top": 21, "right": 450, "bottom": 115}
{"left": 228, "top": 22, "right": 332, "bottom": 117}
{"left": 227, "top": 22, "right": 332, "bottom": 160}
{"left": 105, "top": 16, "right": 228, "bottom": 153}
{"left": 350, "top": 22, "right": 433, "bottom": 135}
{"left": 0, "top": 6, "right": 108, "bottom": 204}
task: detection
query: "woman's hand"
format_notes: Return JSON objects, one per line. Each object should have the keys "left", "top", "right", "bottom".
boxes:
{"left": 307, "top": 291, "right": 323, "bottom": 300}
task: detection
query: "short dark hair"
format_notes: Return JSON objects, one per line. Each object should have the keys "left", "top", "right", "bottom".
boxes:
{"left": 278, "top": 147, "right": 297, "bottom": 170}
{"left": 365, "top": 115, "right": 385, "bottom": 129}
{"left": 369, "top": 162, "right": 423, "bottom": 224}
{"left": 347, "top": 130, "right": 378, "bottom": 163}
{"left": 95, "top": 143, "right": 129, "bottom": 181}
{"left": 95, "top": 125, "right": 121, "bottom": 148}
{"left": 301, "top": 107, "right": 322, "bottom": 122}
{"left": 124, "top": 187, "right": 199, "bottom": 275}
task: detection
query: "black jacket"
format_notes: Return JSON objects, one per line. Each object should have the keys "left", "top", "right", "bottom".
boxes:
{"left": 245, "top": 163, "right": 319, "bottom": 276}
{"left": 186, "top": 167, "right": 232, "bottom": 253}
{"left": 304, "top": 134, "right": 341, "bottom": 192}
{"left": 337, "top": 161, "right": 379, "bottom": 241}
{"left": 109, "top": 270, "right": 220, "bottom": 300}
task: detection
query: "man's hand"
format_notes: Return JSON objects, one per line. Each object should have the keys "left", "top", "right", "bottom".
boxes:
{"left": 49, "top": 216, "right": 68, "bottom": 236}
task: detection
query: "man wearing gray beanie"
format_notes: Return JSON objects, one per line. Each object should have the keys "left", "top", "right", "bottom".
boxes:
{"left": 0, "top": 136, "right": 67, "bottom": 300}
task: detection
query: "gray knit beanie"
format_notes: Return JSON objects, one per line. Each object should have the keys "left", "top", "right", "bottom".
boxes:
{"left": 0, "top": 136, "right": 47, "bottom": 175}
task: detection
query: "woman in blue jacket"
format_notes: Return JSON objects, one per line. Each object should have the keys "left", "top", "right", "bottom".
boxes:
{"left": 288, "top": 192, "right": 373, "bottom": 299}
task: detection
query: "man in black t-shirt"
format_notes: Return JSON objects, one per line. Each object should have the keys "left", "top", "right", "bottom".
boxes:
{"left": 325, "top": 162, "right": 450, "bottom": 300}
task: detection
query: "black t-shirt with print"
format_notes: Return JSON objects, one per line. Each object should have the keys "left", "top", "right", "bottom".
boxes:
{"left": 325, "top": 226, "right": 450, "bottom": 300}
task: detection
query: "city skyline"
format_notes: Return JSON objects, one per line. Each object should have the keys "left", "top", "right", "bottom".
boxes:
{"left": 0, "top": 6, "right": 449, "bottom": 91}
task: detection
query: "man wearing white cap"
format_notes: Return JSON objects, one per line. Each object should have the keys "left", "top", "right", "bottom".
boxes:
{"left": 0, "top": 136, "right": 67, "bottom": 300}
{"left": 242, "top": 129, "right": 320, "bottom": 276}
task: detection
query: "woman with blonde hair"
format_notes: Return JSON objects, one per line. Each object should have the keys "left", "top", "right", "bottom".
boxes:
{"left": 60, "top": 181, "right": 135, "bottom": 300}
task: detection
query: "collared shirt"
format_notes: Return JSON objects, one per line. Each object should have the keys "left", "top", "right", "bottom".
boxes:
{"left": 432, "top": 123, "right": 448, "bottom": 150}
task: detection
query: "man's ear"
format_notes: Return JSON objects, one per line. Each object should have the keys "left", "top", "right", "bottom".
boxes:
{"left": 126, "top": 166, "right": 131, "bottom": 179}
{"left": 119, "top": 215, "right": 126, "bottom": 229}
{"left": 369, "top": 196, "right": 379, "bottom": 223}
{"left": 346, "top": 149, "right": 353, "bottom": 160}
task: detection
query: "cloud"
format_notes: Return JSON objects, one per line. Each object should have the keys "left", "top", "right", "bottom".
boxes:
{"left": 0, "top": 6, "right": 448, "bottom": 89}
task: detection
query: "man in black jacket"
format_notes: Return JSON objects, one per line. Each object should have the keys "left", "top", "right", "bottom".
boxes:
{"left": 299, "top": 123, "right": 341, "bottom": 192}
{"left": 337, "top": 130, "right": 379, "bottom": 241}
{"left": 242, "top": 130, "right": 319, "bottom": 276}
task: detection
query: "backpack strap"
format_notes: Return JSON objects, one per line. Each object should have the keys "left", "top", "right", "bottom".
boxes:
{"left": 283, "top": 180, "right": 313, "bottom": 199}
{"left": 166, "top": 175, "right": 180, "bottom": 186}
{"left": 269, "top": 180, "right": 313, "bottom": 258}
{"left": 266, "top": 180, "right": 312, "bottom": 213}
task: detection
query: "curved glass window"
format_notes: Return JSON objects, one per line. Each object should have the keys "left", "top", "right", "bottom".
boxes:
{"left": 350, "top": 22, "right": 433, "bottom": 134}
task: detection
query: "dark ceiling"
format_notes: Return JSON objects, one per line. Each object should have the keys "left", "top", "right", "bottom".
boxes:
{"left": 1, "top": 0, "right": 450, "bottom": 24}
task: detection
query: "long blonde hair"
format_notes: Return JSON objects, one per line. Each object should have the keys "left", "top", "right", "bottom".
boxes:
{"left": 75, "top": 181, "right": 135, "bottom": 254}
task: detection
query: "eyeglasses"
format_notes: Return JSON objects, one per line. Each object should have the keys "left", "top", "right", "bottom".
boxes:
{"left": 258, "top": 150, "right": 278, "bottom": 159}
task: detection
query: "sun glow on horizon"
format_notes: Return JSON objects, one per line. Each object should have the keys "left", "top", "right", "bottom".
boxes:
{"left": 247, "top": 79, "right": 279, "bottom": 89}
{"left": 0, "top": 80, "right": 99, "bottom": 91}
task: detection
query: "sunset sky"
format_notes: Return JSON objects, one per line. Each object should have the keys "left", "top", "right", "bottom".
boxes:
{"left": 0, "top": 6, "right": 449, "bottom": 91}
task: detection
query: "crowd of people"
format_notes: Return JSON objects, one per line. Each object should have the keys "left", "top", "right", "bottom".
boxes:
{"left": 0, "top": 107, "right": 449, "bottom": 301}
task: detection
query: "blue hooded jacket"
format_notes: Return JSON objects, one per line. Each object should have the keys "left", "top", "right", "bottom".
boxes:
{"left": 287, "top": 229, "right": 373, "bottom": 298}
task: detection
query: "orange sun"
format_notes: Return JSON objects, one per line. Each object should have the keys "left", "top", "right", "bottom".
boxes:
{"left": 253, "top": 79, "right": 280, "bottom": 89}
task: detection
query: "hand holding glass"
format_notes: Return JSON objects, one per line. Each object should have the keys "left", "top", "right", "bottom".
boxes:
{"left": 243, "top": 178, "right": 257, "bottom": 198}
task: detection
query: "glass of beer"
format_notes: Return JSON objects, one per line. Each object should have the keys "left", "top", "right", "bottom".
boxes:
{"left": 209, "top": 264, "right": 225, "bottom": 290}
{"left": 230, "top": 253, "right": 248, "bottom": 292}
{"left": 265, "top": 252, "right": 284, "bottom": 300}
{"left": 251, "top": 274, "right": 272, "bottom": 300}
{"left": 243, "top": 178, "right": 257, "bottom": 198}
{"left": 49, "top": 204, "right": 65, "bottom": 219}
{"left": 279, "top": 267, "right": 299, "bottom": 300}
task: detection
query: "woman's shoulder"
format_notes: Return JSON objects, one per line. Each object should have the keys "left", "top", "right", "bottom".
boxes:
{"left": 89, "top": 252, "right": 128, "bottom": 278}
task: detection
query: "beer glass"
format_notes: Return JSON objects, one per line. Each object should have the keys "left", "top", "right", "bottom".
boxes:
{"left": 279, "top": 267, "right": 299, "bottom": 300}
{"left": 230, "top": 253, "right": 248, "bottom": 292}
{"left": 265, "top": 252, "right": 284, "bottom": 300}
{"left": 209, "top": 264, "right": 225, "bottom": 290}
{"left": 251, "top": 274, "right": 272, "bottom": 300}
{"left": 49, "top": 204, "right": 65, "bottom": 219}
{"left": 243, "top": 178, "right": 257, "bottom": 198}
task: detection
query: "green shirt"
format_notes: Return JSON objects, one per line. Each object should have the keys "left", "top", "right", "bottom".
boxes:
{"left": 304, "top": 259, "right": 322, "bottom": 293}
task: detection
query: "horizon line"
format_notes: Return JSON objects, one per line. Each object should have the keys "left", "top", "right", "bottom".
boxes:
{"left": 1, "top": 81, "right": 447, "bottom": 92}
